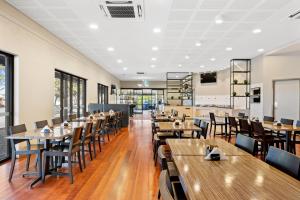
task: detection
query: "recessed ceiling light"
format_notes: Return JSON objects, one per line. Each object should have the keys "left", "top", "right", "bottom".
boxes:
{"left": 151, "top": 57, "right": 157, "bottom": 61}
{"left": 185, "top": 55, "right": 190, "bottom": 59}
{"left": 123, "top": 67, "right": 128, "bottom": 71}
{"left": 152, "top": 46, "right": 159, "bottom": 51}
{"left": 215, "top": 15, "right": 223, "bottom": 24}
{"left": 107, "top": 47, "right": 114, "bottom": 52}
{"left": 89, "top": 23, "right": 98, "bottom": 30}
{"left": 175, "top": 75, "right": 179, "bottom": 78}
{"left": 200, "top": 65, "right": 205, "bottom": 68}
{"left": 153, "top": 27, "right": 161, "bottom": 33}
{"left": 117, "top": 59, "right": 123, "bottom": 63}
{"left": 150, "top": 65, "right": 156, "bottom": 68}
{"left": 252, "top": 29, "right": 262, "bottom": 34}
{"left": 257, "top": 48, "right": 264, "bottom": 52}
{"left": 137, "top": 83, "right": 143, "bottom": 87}
{"left": 226, "top": 47, "right": 233, "bottom": 51}
{"left": 195, "top": 42, "right": 202, "bottom": 47}
{"left": 178, "top": 64, "right": 182, "bottom": 67}
{"left": 210, "top": 58, "right": 216, "bottom": 61}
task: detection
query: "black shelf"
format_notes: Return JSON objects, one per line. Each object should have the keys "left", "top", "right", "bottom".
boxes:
{"left": 230, "top": 59, "right": 251, "bottom": 109}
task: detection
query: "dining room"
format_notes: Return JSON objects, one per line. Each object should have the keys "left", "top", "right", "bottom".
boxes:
{"left": 0, "top": 0, "right": 300, "bottom": 200}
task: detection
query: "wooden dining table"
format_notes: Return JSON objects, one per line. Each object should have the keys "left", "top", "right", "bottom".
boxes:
{"left": 6, "top": 122, "right": 85, "bottom": 188}
{"left": 173, "top": 155, "right": 300, "bottom": 200}
{"left": 262, "top": 121, "right": 300, "bottom": 152}
{"left": 157, "top": 121, "right": 201, "bottom": 138}
{"left": 167, "top": 138, "right": 250, "bottom": 156}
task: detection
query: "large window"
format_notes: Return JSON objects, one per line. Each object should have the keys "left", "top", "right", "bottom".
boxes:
{"left": 54, "top": 70, "right": 86, "bottom": 120}
{"left": 0, "top": 51, "right": 14, "bottom": 162}
{"left": 98, "top": 83, "right": 108, "bottom": 104}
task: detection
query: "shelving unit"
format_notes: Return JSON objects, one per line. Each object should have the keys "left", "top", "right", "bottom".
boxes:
{"left": 166, "top": 72, "right": 193, "bottom": 106}
{"left": 230, "top": 59, "right": 251, "bottom": 109}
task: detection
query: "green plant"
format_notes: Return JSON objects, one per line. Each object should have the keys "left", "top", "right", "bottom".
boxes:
{"left": 171, "top": 96, "right": 174, "bottom": 100}
{"left": 244, "top": 80, "right": 248, "bottom": 84}
{"left": 233, "top": 79, "right": 238, "bottom": 84}
{"left": 245, "top": 92, "right": 250, "bottom": 96}
{"left": 232, "top": 92, "right": 237, "bottom": 96}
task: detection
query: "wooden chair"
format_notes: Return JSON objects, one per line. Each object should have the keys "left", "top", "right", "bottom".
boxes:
{"left": 227, "top": 116, "right": 239, "bottom": 142}
{"left": 266, "top": 146, "right": 300, "bottom": 180}
{"left": 291, "top": 120, "right": 300, "bottom": 154}
{"left": 209, "top": 112, "right": 226, "bottom": 137}
{"left": 68, "top": 114, "right": 77, "bottom": 122}
{"left": 156, "top": 145, "right": 179, "bottom": 181}
{"left": 239, "top": 119, "right": 251, "bottom": 137}
{"left": 52, "top": 117, "right": 62, "bottom": 126}
{"left": 251, "top": 121, "right": 275, "bottom": 159}
{"left": 181, "top": 114, "right": 186, "bottom": 122}
{"left": 263, "top": 116, "right": 274, "bottom": 122}
{"left": 80, "top": 122, "right": 93, "bottom": 168}
{"left": 238, "top": 112, "right": 245, "bottom": 118}
{"left": 195, "top": 121, "right": 209, "bottom": 139}
{"left": 42, "top": 127, "right": 83, "bottom": 184}
{"left": 34, "top": 120, "right": 48, "bottom": 129}
{"left": 95, "top": 119, "right": 103, "bottom": 154}
{"left": 158, "top": 170, "right": 186, "bottom": 200}
{"left": 235, "top": 134, "right": 258, "bottom": 155}
{"left": 8, "top": 124, "right": 43, "bottom": 184}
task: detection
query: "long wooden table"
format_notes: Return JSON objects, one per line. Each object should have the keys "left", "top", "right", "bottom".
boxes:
{"left": 167, "top": 138, "right": 249, "bottom": 156}
{"left": 173, "top": 155, "right": 300, "bottom": 200}
{"left": 157, "top": 122, "right": 202, "bottom": 138}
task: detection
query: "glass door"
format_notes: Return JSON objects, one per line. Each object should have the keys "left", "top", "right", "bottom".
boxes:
{"left": 0, "top": 52, "right": 14, "bottom": 162}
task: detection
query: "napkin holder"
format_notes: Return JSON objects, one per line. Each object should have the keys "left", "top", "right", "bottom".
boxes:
{"left": 174, "top": 120, "right": 180, "bottom": 126}
{"left": 205, "top": 145, "right": 220, "bottom": 161}
{"left": 63, "top": 120, "right": 69, "bottom": 127}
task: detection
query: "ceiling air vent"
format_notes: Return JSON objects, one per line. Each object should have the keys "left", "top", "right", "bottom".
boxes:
{"left": 99, "top": 0, "right": 144, "bottom": 20}
{"left": 136, "top": 72, "right": 144, "bottom": 75}
{"left": 289, "top": 10, "right": 300, "bottom": 19}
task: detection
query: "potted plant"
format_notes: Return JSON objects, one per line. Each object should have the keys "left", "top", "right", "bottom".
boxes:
{"left": 244, "top": 80, "right": 248, "bottom": 84}
{"left": 245, "top": 92, "right": 250, "bottom": 96}
{"left": 233, "top": 79, "right": 238, "bottom": 84}
{"left": 171, "top": 96, "right": 174, "bottom": 100}
{"left": 232, "top": 92, "right": 237, "bottom": 96}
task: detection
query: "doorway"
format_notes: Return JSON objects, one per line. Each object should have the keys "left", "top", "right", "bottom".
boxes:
{"left": 274, "top": 79, "right": 300, "bottom": 121}
{"left": 0, "top": 51, "right": 14, "bottom": 162}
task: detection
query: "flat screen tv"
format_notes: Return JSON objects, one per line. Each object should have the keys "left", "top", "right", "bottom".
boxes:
{"left": 200, "top": 72, "right": 217, "bottom": 83}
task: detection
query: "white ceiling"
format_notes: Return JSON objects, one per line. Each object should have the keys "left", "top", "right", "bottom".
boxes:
{"left": 6, "top": 0, "right": 300, "bottom": 80}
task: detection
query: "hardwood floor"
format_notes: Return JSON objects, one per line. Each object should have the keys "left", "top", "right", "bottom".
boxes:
{"left": 0, "top": 118, "right": 159, "bottom": 200}
{"left": 0, "top": 115, "right": 299, "bottom": 200}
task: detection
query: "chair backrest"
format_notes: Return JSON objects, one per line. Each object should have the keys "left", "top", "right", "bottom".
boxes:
{"left": 8, "top": 124, "right": 27, "bottom": 145}
{"left": 181, "top": 114, "right": 186, "bottom": 122}
{"left": 266, "top": 146, "right": 300, "bottom": 180}
{"left": 82, "top": 122, "right": 93, "bottom": 141}
{"left": 173, "top": 110, "right": 178, "bottom": 117}
{"left": 238, "top": 112, "right": 245, "bottom": 118}
{"left": 235, "top": 134, "right": 258, "bottom": 155}
{"left": 157, "top": 146, "right": 168, "bottom": 170}
{"left": 263, "top": 116, "right": 274, "bottom": 122}
{"left": 68, "top": 114, "right": 77, "bottom": 122}
{"left": 69, "top": 127, "right": 83, "bottom": 152}
{"left": 239, "top": 119, "right": 251, "bottom": 135}
{"left": 193, "top": 118, "right": 201, "bottom": 127}
{"left": 83, "top": 111, "right": 90, "bottom": 117}
{"left": 34, "top": 120, "right": 48, "bottom": 129}
{"left": 280, "top": 118, "right": 294, "bottom": 125}
{"left": 199, "top": 121, "right": 209, "bottom": 139}
{"left": 159, "top": 170, "right": 174, "bottom": 200}
{"left": 52, "top": 117, "right": 62, "bottom": 126}
{"left": 95, "top": 119, "right": 102, "bottom": 133}
{"left": 209, "top": 112, "right": 216, "bottom": 122}
{"left": 250, "top": 121, "right": 265, "bottom": 137}
{"left": 228, "top": 116, "right": 238, "bottom": 128}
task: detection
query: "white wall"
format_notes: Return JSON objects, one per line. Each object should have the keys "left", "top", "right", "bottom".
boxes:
{"left": 0, "top": 1, "right": 120, "bottom": 130}
{"left": 120, "top": 81, "right": 166, "bottom": 88}
{"left": 251, "top": 54, "right": 300, "bottom": 119}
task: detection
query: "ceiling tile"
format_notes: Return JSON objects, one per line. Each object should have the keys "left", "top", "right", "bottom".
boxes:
{"left": 199, "top": 0, "right": 228, "bottom": 10}
{"left": 193, "top": 10, "right": 220, "bottom": 21}
{"left": 38, "top": 0, "right": 68, "bottom": 7}
{"left": 187, "top": 22, "right": 211, "bottom": 31}
{"left": 258, "top": 0, "right": 292, "bottom": 10}
{"left": 166, "top": 22, "right": 188, "bottom": 30}
{"left": 48, "top": 8, "right": 78, "bottom": 19}
{"left": 243, "top": 11, "right": 275, "bottom": 22}
{"left": 223, "top": 11, "right": 247, "bottom": 22}
{"left": 229, "top": 0, "right": 261, "bottom": 10}
{"left": 171, "top": 0, "right": 200, "bottom": 9}
{"left": 168, "top": 10, "right": 193, "bottom": 21}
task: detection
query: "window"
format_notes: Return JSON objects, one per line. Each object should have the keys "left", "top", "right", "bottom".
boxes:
{"left": 54, "top": 70, "right": 86, "bottom": 120}
{"left": 98, "top": 83, "right": 108, "bottom": 104}
{"left": 0, "top": 51, "right": 14, "bottom": 162}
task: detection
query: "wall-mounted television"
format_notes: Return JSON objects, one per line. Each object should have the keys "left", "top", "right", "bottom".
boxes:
{"left": 200, "top": 72, "right": 217, "bottom": 83}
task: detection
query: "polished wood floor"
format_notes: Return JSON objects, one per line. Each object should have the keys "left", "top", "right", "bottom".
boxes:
{"left": 0, "top": 114, "right": 299, "bottom": 200}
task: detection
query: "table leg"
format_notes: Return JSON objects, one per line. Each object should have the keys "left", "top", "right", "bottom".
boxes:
{"left": 285, "top": 131, "right": 291, "bottom": 152}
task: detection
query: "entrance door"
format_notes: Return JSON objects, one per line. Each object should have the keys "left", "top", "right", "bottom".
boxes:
{"left": 0, "top": 52, "right": 14, "bottom": 162}
{"left": 274, "top": 80, "right": 300, "bottom": 121}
